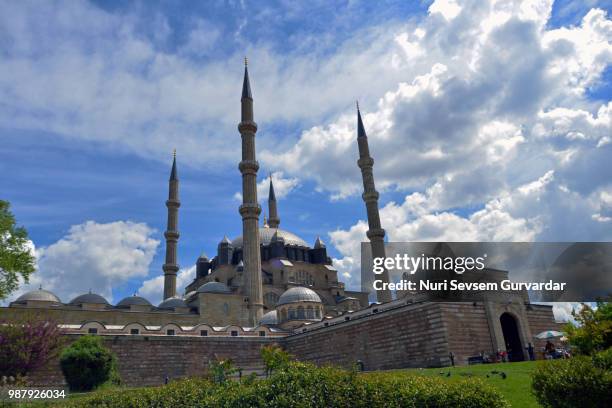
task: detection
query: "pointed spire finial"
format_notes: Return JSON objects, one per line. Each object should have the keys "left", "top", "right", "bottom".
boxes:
{"left": 242, "top": 57, "right": 252, "bottom": 100}
{"left": 170, "top": 149, "right": 178, "bottom": 180}
{"left": 357, "top": 102, "right": 367, "bottom": 138}
{"left": 356, "top": 100, "right": 360, "bottom": 111}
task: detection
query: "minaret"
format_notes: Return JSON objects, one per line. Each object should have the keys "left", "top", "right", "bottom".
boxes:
{"left": 163, "top": 149, "right": 180, "bottom": 300}
{"left": 268, "top": 173, "right": 280, "bottom": 228}
{"left": 238, "top": 58, "right": 264, "bottom": 325}
{"left": 356, "top": 103, "right": 392, "bottom": 303}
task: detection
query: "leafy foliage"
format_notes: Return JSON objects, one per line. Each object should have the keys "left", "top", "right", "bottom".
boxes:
{"left": 207, "top": 358, "right": 237, "bottom": 385}
{"left": 60, "top": 361, "right": 508, "bottom": 408}
{"left": 60, "top": 335, "right": 120, "bottom": 391}
{"left": 531, "top": 350, "right": 612, "bottom": 408}
{"left": 564, "top": 301, "right": 612, "bottom": 355}
{"left": 261, "top": 344, "right": 291, "bottom": 377}
{"left": 0, "top": 312, "right": 65, "bottom": 377}
{"left": 0, "top": 200, "right": 36, "bottom": 300}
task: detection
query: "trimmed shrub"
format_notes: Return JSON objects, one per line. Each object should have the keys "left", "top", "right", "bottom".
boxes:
{"left": 60, "top": 335, "right": 120, "bottom": 392}
{"left": 531, "top": 355, "right": 612, "bottom": 408}
{"left": 62, "top": 361, "right": 508, "bottom": 408}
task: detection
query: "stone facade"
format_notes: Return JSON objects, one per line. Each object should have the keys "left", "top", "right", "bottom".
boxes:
{"left": 23, "top": 302, "right": 561, "bottom": 387}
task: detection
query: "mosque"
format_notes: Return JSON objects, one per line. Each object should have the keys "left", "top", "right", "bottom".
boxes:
{"left": 5, "top": 61, "right": 384, "bottom": 332}
{"left": 3, "top": 63, "right": 561, "bottom": 375}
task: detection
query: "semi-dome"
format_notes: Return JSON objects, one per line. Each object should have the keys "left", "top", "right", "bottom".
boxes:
{"left": 69, "top": 292, "right": 109, "bottom": 305}
{"left": 260, "top": 310, "right": 278, "bottom": 325}
{"left": 232, "top": 228, "right": 308, "bottom": 248}
{"left": 197, "top": 281, "right": 232, "bottom": 294}
{"left": 158, "top": 297, "right": 188, "bottom": 309}
{"left": 15, "top": 288, "right": 61, "bottom": 304}
{"left": 277, "top": 286, "right": 322, "bottom": 306}
{"left": 116, "top": 295, "right": 152, "bottom": 308}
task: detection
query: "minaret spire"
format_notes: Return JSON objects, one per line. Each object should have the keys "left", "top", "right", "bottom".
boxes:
{"left": 238, "top": 58, "right": 264, "bottom": 325}
{"left": 268, "top": 173, "right": 280, "bottom": 228}
{"left": 163, "top": 150, "right": 180, "bottom": 300}
{"left": 355, "top": 103, "right": 392, "bottom": 303}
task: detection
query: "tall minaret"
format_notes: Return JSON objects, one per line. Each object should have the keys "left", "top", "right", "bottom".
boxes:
{"left": 268, "top": 174, "right": 280, "bottom": 228}
{"left": 238, "top": 58, "right": 264, "bottom": 325}
{"left": 163, "top": 149, "right": 180, "bottom": 300}
{"left": 356, "top": 103, "right": 392, "bottom": 303}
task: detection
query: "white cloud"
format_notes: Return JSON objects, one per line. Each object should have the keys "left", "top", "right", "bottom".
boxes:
{"left": 138, "top": 265, "right": 196, "bottom": 306}
{"left": 5, "top": 221, "right": 159, "bottom": 304}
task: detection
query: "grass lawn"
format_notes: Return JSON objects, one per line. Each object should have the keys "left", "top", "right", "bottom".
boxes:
{"left": 379, "top": 361, "right": 540, "bottom": 408}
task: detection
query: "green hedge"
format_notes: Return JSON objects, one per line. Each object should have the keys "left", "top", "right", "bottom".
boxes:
{"left": 61, "top": 362, "right": 507, "bottom": 408}
{"left": 60, "top": 335, "right": 120, "bottom": 392}
{"left": 531, "top": 350, "right": 612, "bottom": 408}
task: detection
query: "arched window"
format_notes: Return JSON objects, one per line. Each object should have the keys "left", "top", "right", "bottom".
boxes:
{"left": 289, "top": 307, "right": 297, "bottom": 319}
{"left": 315, "top": 308, "right": 321, "bottom": 319}
{"left": 297, "top": 306, "right": 305, "bottom": 319}
{"left": 306, "top": 306, "right": 314, "bottom": 319}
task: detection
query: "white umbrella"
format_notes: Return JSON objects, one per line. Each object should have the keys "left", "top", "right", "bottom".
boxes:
{"left": 535, "top": 330, "right": 564, "bottom": 339}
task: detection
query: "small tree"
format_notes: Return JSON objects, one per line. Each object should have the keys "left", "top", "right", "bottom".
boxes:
{"left": 261, "top": 344, "right": 291, "bottom": 378}
{"left": 208, "top": 358, "right": 237, "bottom": 384}
{"left": 0, "top": 200, "right": 36, "bottom": 300}
{"left": 60, "top": 335, "right": 120, "bottom": 391}
{"left": 564, "top": 301, "right": 612, "bottom": 355}
{"left": 0, "top": 312, "right": 65, "bottom": 378}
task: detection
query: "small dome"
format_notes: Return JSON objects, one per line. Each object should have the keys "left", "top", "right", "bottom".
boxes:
{"left": 15, "top": 288, "right": 61, "bottom": 304}
{"left": 260, "top": 310, "right": 278, "bottom": 325}
{"left": 116, "top": 295, "right": 152, "bottom": 308}
{"left": 158, "top": 297, "right": 188, "bottom": 309}
{"left": 69, "top": 292, "right": 109, "bottom": 306}
{"left": 277, "top": 286, "right": 322, "bottom": 306}
{"left": 197, "top": 282, "right": 232, "bottom": 294}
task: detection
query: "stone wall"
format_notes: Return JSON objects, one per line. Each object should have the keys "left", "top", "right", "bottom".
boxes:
{"left": 439, "top": 303, "right": 494, "bottom": 365}
{"left": 25, "top": 302, "right": 561, "bottom": 387}
{"left": 284, "top": 302, "right": 451, "bottom": 370}
{"left": 29, "top": 335, "right": 277, "bottom": 387}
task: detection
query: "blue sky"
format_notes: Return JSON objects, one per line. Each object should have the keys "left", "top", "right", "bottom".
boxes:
{"left": 1, "top": 0, "right": 610, "bottom": 316}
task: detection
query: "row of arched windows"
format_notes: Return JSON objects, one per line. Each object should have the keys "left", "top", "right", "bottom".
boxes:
{"left": 278, "top": 304, "right": 322, "bottom": 322}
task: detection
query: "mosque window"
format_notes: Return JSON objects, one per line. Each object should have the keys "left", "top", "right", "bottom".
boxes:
{"left": 297, "top": 306, "right": 305, "bottom": 319}
{"left": 167, "top": 329, "right": 175, "bottom": 335}
{"left": 306, "top": 306, "right": 314, "bottom": 319}
{"left": 130, "top": 328, "right": 139, "bottom": 335}
{"left": 200, "top": 330, "right": 208, "bottom": 336}
{"left": 315, "top": 309, "right": 321, "bottom": 318}
{"left": 288, "top": 308, "right": 297, "bottom": 319}
{"left": 259, "top": 331, "right": 266, "bottom": 337}
{"left": 88, "top": 328, "right": 98, "bottom": 334}
{"left": 231, "top": 331, "right": 238, "bottom": 337}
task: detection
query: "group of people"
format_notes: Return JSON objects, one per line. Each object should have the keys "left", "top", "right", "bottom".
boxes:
{"left": 544, "top": 340, "right": 571, "bottom": 359}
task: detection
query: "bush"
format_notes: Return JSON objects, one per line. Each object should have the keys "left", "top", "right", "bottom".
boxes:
{"left": 60, "top": 335, "right": 120, "bottom": 392}
{"left": 531, "top": 355, "right": 612, "bottom": 408}
{"left": 592, "top": 347, "right": 612, "bottom": 370}
{"left": 62, "top": 361, "right": 507, "bottom": 408}
{"left": 0, "top": 312, "right": 65, "bottom": 378}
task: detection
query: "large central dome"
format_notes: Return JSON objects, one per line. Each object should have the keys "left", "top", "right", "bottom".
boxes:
{"left": 232, "top": 227, "right": 309, "bottom": 248}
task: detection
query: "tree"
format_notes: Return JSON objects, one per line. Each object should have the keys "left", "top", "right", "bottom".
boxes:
{"left": 0, "top": 200, "right": 36, "bottom": 300}
{"left": 0, "top": 312, "right": 65, "bottom": 378}
{"left": 60, "top": 335, "right": 120, "bottom": 391}
{"left": 565, "top": 301, "right": 612, "bottom": 355}
{"left": 261, "top": 344, "right": 291, "bottom": 378}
